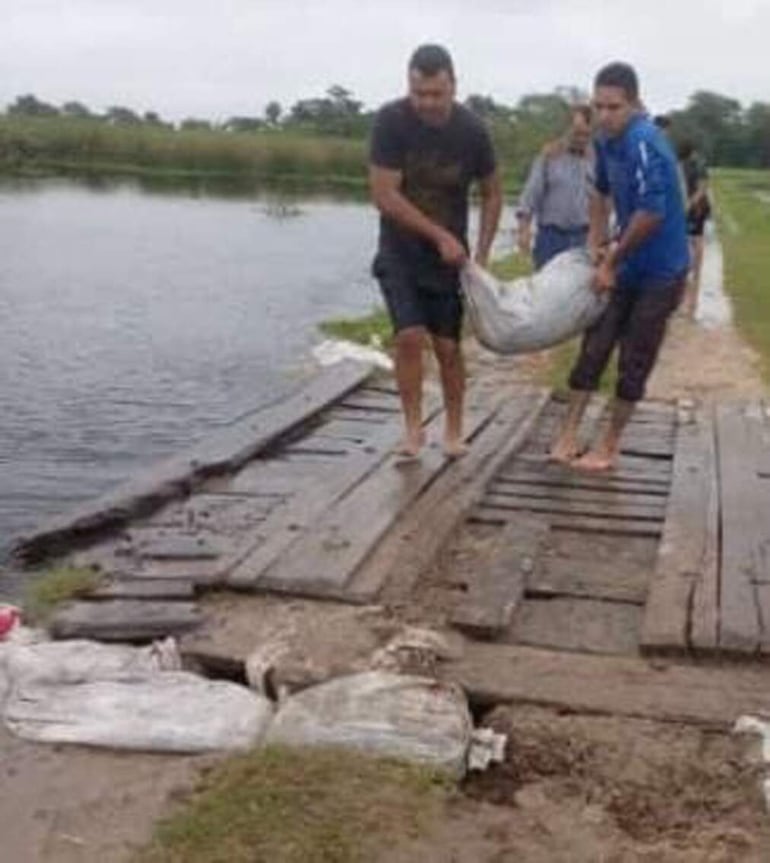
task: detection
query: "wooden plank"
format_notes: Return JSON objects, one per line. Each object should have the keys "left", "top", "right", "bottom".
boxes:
{"left": 12, "top": 361, "right": 373, "bottom": 563}
{"left": 87, "top": 578, "right": 196, "bottom": 601}
{"left": 488, "top": 480, "right": 668, "bottom": 508}
{"left": 511, "top": 597, "right": 642, "bottom": 655}
{"left": 501, "top": 462, "right": 671, "bottom": 484}
{"left": 717, "top": 402, "right": 770, "bottom": 653}
{"left": 530, "top": 556, "right": 649, "bottom": 604}
{"left": 50, "top": 600, "right": 203, "bottom": 641}
{"left": 472, "top": 507, "right": 663, "bottom": 538}
{"left": 481, "top": 493, "right": 665, "bottom": 522}
{"left": 450, "top": 517, "right": 547, "bottom": 640}
{"left": 124, "top": 532, "right": 223, "bottom": 560}
{"left": 227, "top": 398, "right": 442, "bottom": 589}
{"left": 348, "top": 389, "right": 551, "bottom": 602}
{"left": 495, "top": 474, "right": 669, "bottom": 496}
{"left": 641, "top": 405, "right": 719, "bottom": 655}
{"left": 442, "top": 641, "right": 770, "bottom": 728}
{"left": 255, "top": 389, "right": 506, "bottom": 598}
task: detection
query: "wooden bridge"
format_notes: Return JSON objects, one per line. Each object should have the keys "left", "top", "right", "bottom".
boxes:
{"left": 10, "top": 362, "right": 770, "bottom": 686}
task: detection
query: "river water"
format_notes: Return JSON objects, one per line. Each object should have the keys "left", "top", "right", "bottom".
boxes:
{"left": 0, "top": 178, "right": 383, "bottom": 577}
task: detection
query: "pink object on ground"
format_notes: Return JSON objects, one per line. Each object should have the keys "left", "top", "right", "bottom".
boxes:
{"left": 0, "top": 605, "right": 22, "bottom": 640}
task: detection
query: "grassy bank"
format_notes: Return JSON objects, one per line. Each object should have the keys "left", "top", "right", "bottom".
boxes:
{"left": 0, "top": 116, "right": 368, "bottom": 189}
{"left": 712, "top": 168, "right": 770, "bottom": 381}
{"left": 137, "top": 746, "right": 448, "bottom": 863}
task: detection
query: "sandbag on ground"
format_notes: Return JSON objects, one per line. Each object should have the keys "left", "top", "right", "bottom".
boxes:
{"left": 461, "top": 248, "right": 607, "bottom": 354}
{"left": 265, "top": 671, "right": 473, "bottom": 777}
{"left": 4, "top": 672, "right": 273, "bottom": 752}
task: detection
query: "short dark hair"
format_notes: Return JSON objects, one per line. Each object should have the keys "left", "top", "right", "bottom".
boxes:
{"left": 653, "top": 114, "right": 671, "bottom": 129}
{"left": 594, "top": 62, "right": 639, "bottom": 101}
{"left": 571, "top": 103, "right": 593, "bottom": 125}
{"left": 409, "top": 44, "right": 455, "bottom": 81}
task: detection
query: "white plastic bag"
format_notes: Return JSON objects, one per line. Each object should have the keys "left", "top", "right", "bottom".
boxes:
{"left": 461, "top": 248, "right": 607, "bottom": 354}
{"left": 2, "top": 637, "right": 181, "bottom": 687}
{"left": 265, "top": 671, "right": 473, "bottom": 777}
{"left": 4, "top": 672, "right": 273, "bottom": 752}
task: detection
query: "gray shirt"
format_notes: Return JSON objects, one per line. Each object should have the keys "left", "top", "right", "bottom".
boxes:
{"left": 517, "top": 147, "right": 594, "bottom": 230}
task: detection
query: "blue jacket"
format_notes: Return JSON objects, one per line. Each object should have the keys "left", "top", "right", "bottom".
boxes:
{"left": 595, "top": 113, "right": 690, "bottom": 287}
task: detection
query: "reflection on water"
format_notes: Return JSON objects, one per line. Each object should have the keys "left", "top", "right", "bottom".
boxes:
{"left": 0, "top": 178, "right": 380, "bottom": 576}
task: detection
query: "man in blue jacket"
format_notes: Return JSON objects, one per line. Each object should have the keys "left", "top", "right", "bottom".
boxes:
{"left": 550, "top": 62, "right": 689, "bottom": 471}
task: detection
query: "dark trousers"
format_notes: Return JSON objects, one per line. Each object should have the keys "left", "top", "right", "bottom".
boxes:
{"left": 569, "top": 278, "right": 685, "bottom": 403}
{"left": 533, "top": 224, "right": 589, "bottom": 271}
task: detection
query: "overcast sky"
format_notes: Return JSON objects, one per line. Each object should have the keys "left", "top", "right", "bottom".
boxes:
{"left": 3, "top": 0, "right": 768, "bottom": 122}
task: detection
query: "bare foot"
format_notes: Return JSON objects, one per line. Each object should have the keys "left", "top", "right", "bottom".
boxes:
{"left": 394, "top": 429, "right": 426, "bottom": 459}
{"left": 443, "top": 438, "right": 469, "bottom": 459}
{"left": 571, "top": 449, "right": 617, "bottom": 472}
{"left": 548, "top": 437, "right": 580, "bottom": 464}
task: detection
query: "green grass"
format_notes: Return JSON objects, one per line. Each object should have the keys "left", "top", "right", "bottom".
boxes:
{"left": 319, "top": 306, "right": 392, "bottom": 349}
{"left": 24, "top": 565, "right": 101, "bottom": 624}
{"left": 712, "top": 168, "right": 770, "bottom": 381}
{"left": 136, "top": 746, "right": 450, "bottom": 863}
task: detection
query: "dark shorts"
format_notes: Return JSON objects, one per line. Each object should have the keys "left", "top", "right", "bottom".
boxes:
{"left": 533, "top": 224, "right": 589, "bottom": 271}
{"left": 372, "top": 253, "right": 463, "bottom": 341}
{"left": 569, "top": 277, "right": 685, "bottom": 403}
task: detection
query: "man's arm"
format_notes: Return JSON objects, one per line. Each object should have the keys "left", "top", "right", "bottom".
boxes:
{"left": 369, "top": 165, "right": 466, "bottom": 266}
{"left": 474, "top": 170, "right": 503, "bottom": 267}
{"left": 587, "top": 190, "right": 612, "bottom": 261}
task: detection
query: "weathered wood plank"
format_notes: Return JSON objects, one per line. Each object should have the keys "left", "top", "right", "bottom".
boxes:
{"left": 511, "top": 597, "right": 642, "bottom": 655}
{"left": 472, "top": 507, "right": 663, "bottom": 538}
{"left": 227, "top": 397, "right": 442, "bottom": 589}
{"left": 488, "top": 480, "right": 668, "bottom": 508}
{"left": 641, "top": 404, "right": 719, "bottom": 655}
{"left": 495, "top": 474, "right": 669, "bottom": 496}
{"left": 443, "top": 641, "right": 770, "bottom": 728}
{"left": 450, "top": 517, "right": 547, "bottom": 640}
{"left": 530, "top": 556, "right": 649, "bottom": 604}
{"left": 348, "top": 389, "right": 551, "bottom": 602}
{"left": 255, "top": 391, "right": 504, "bottom": 598}
{"left": 87, "top": 578, "right": 196, "bottom": 601}
{"left": 50, "top": 600, "right": 203, "bottom": 641}
{"left": 12, "top": 361, "right": 373, "bottom": 562}
{"left": 480, "top": 493, "right": 665, "bottom": 522}
{"left": 717, "top": 402, "right": 770, "bottom": 653}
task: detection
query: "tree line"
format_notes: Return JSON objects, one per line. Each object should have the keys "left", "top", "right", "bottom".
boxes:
{"left": 4, "top": 85, "right": 770, "bottom": 169}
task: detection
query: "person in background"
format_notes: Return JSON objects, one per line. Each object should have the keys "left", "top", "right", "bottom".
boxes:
{"left": 549, "top": 62, "right": 689, "bottom": 472}
{"left": 516, "top": 105, "right": 594, "bottom": 270}
{"left": 678, "top": 139, "right": 711, "bottom": 318}
{"left": 369, "top": 44, "right": 502, "bottom": 459}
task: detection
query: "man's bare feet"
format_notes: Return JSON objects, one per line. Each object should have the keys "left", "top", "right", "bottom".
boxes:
{"left": 443, "top": 437, "right": 469, "bottom": 459}
{"left": 548, "top": 436, "right": 580, "bottom": 464}
{"left": 571, "top": 448, "right": 617, "bottom": 472}
{"left": 395, "top": 429, "right": 426, "bottom": 459}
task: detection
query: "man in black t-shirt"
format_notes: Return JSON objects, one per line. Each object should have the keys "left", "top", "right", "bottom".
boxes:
{"left": 369, "top": 44, "right": 502, "bottom": 458}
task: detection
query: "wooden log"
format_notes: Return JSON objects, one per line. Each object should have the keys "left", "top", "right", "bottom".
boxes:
{"left": 443, "top": 641, "right": 770, "bottom": 728}
{"left": 717, "top": 402, "right": 770, "bottom": 653}
{"left": 50, "top": 600, "right": 203, "bottom": 641}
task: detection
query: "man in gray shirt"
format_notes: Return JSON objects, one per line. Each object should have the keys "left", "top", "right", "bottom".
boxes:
{"left": 516, "top": 105, "right": 594, "bottom": 270}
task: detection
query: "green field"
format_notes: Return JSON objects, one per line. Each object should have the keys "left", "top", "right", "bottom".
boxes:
{"left": 712, "top": 168, "right": 770, "bottom": 381}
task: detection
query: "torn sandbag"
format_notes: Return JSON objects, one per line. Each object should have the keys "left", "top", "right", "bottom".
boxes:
{"left": 265, "top": 671, "right": 473, "bottom": 777}
{"left": 460, "top": 248, "right": 607, "bottom": 354}
{"left": 4, "top": 672, "right": 273, "bottom": 752}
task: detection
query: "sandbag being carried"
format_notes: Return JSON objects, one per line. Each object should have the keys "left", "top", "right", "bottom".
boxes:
{"left": 461, "top": 248, "right": 607, "bottom": 354}
{"left": 4, "top": 671, "right": 273, "bottom": 752}
{"left": 265, "top": 671, "right": 473, "bottom": 777}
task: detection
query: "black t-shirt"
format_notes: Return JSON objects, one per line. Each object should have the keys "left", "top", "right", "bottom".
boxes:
{"left": 369, "top": 98, "right": 496, "bottom": 270}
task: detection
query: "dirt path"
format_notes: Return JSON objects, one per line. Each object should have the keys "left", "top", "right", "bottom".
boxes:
{"left": 2, "top": 233, "right": 768, "bottom": 863}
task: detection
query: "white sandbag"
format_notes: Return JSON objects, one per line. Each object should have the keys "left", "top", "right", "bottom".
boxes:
{"left": 4, "top": 671, "right": 273, "bottom": 752}
{"left": 2, "top": 637, "right": 181, "bottom": 687}
{"left": 265, "top": 671, "right": 473, "bottom": 777}
{"left": 461, "top": 248, "right": 607, "bottom": 354}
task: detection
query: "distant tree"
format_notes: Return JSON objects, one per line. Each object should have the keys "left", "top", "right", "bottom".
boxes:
{"left": 265, "top": 101, "right": 282, "bottom": 125}
{"left": 465, "top": 94, "right": 509, "bottom": 121}
{"left": 287, "top": 85, "right": 365, "bottom": 135}
{"left": 745, "top": 102, "right": 770, "bottom": 168}
{"left": 143, "top": 111, "right": 167, "bottom": 127}
{"left": 105, "top": 106, "right": 141, "bottom": 125}
{"left": 223, "top": 116, "right": 265, "bottom": 132}
{"left": 7, "top": 94, "right": 59, "bottom": 117}
{"left": 61, "top": 100, "right": 92, "bottom": 119}
{"left": 180, "top": 118, "right": 213, "bottom": 132}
